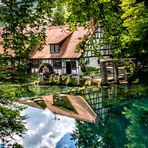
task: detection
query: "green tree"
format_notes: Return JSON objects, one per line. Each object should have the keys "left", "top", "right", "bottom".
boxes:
{"left": 120, "top": 0, "right": 148, "bottom": 82}
{"left": 0, "top": 0, "right": 148, "bottom": 82}
{"left": 59, "top": 0, "right": 123, "bottom": 48}
{"left": 0, "top": 86, "right": 26, "bottom": 146}
{"left": 51, "top": 6, "right": 67, "bottom": 25}
{"left": 120, "top": 0, "right": 148, "bottom": 60}
{"left": 59, "top": 0, "right": 148, "bottom": 82}
{"left": 0, "top": 0, "right": 55, "bottom": 82}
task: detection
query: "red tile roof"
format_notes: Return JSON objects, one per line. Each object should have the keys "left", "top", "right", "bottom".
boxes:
{"left": 0, "top": 29, "right": 15, "bottom": 56}
{"left": 31, "top": 26, "right": 91, "bottom": 59}
{"left": 47, "top": 26, "right": 71, "bottom": 44}
{"left": 0, "top": 25, "right": 93, "bottom": 59}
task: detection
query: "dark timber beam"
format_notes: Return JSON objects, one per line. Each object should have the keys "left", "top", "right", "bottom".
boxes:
{"left": 113, "top": 63, "right": 119, "bottom": 84}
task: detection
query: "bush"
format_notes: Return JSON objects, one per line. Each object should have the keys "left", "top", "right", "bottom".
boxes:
{"left": 61, "top": 75, "right": 68, "bottom": 85}
{"left": 83, "top": 66, "right": 100, "bottom": 75}
{"left": 66, "top": 76, "right": 76, "bottom": 86}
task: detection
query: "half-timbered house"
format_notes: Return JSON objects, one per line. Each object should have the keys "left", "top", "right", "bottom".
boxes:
{"left": 0, "top": 24, "right": 112, "bottom": 75}
{"left": 31, "top": 25, "right": 112, "bottom": 75}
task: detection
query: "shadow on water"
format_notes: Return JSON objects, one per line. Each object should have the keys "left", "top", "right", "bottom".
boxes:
{"left": 0, "top": 84, "right": 148, "bottom": 147}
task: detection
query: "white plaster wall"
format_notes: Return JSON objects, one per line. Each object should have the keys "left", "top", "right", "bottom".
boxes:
{"left": 31, "top": 68, "right": 38, "bottom": 73}
{"left": 71, "top": 69, "right": 77, "bottom": 74}
{"left": 78, "top": 66, "right": 82, "bottom": 74}
{"left": 42, "top": 59, "right": 52, "bottom": 65}
{"left": 86, "top": 57, "right": 99, "bottom": 68}
{"left": 31, "top": 59, "right": 82, "bottom": 75}
{"left": 62, "top": 61, "right": 66, "bottom": 74}
{"left": 54, "top": 68, "right": 62, "bottom": 75}
{"left": 62, "top": 68, "right": 66, "bottom": 74}
{"left": 77, "top": 61, "right": 82, "bottom": 74}
{"left": 72, "top": 60, "right": 81, "bottom": 75}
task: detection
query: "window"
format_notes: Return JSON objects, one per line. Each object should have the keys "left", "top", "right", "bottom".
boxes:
{"left": 71, "top": 61, "right": 76, "bottom": 69}
{"left": 53, "top": 61, "right": 62, "bottom": 68}
{"left": 50, "top": 44, "right": 60, "bottom": 53}
{"left": 32, "top": 60, "right": 41, "bottom": 67}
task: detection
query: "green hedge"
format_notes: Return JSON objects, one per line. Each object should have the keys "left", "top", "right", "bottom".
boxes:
{"left": 83, "top": 66, "right": 100, "bottom": 76}
{"left": 43, "top": 75, "right": 86, "bottom": 86}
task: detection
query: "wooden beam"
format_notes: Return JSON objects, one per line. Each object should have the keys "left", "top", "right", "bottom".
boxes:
{"left": 113, "top": 64, "right": 119, "bottom": 84}
{"left": 100, "top": 61, "right": 108, "bottom": 85}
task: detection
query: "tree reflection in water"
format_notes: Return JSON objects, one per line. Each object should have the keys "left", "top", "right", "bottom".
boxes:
{"left": 72, "top": 121, "right": 103, "bottom": 148}
{"left": 0, "top": 84, "right": 147, "bottom": 147}
{"left": 0, "top": 86, "right": 26, "bottom": 147}
{"left": 72, "top": 85, "right": 148, "bottom": 148}
{"left": 124, "top": 99, "right": 148, "bottom": 148}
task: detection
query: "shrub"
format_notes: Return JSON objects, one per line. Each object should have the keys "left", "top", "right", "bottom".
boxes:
{"left": 83, "top": 66, "right": 100, "bottom": 76}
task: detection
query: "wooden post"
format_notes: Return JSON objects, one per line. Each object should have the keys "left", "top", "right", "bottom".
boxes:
{"left": 113, "top": 62, "right": 119, "bottom": 84}
{"left": 39, "top": 72, "right": 44, "bottom": 84}
{"left": 100, "top": 60, "right": 108, "bottom": 85}
{"left": 113, "top": 85, "right": 118, "bottom": 97}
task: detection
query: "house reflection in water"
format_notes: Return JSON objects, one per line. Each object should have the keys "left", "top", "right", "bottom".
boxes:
{"left": 18, "top": 94, "right": 97, "bottom": 123}
{"left": 79, "top": 84, "right": 129, "bottom": 124}
{"left": 80, "top": 88, "right": 109, "bottom": 124}
{"left": 19, "top": 84, "right": 128, "bottom": 125}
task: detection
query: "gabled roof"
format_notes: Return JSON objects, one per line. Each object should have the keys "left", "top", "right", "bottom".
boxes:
{"left": 47, "top": 26, "right": 71, "bottom": 44}
{"left": 18, "top": 94, "right": 97, "bottom": 123}
{"left": 0, "top": 25, "right": 94, "bottom": 59}
{"left": 31, "top": 25, "right": 91, "bottom": 59}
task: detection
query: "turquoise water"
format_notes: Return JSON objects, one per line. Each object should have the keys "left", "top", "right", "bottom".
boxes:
{"left": 0, "top": 84, "right": 148, "bottom": 147}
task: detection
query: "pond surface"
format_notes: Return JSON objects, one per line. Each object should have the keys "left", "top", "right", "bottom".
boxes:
{"left": 0, "top": 84, "right": 148, "bottom": 147}
{"left": 18, "top": 107, "right": 77, "bottom": 148}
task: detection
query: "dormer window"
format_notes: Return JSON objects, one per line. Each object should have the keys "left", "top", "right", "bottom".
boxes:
{"left": 50, "top": 44, "right": 60, "bottom": 53}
